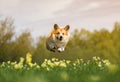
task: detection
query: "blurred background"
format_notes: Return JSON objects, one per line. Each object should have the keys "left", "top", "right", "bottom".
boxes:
{"left": 0, "top": 0, "right": 120, "bottom": 64}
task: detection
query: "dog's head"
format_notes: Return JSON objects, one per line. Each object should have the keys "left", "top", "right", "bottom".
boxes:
{"left": 52, "top": 24, "right": 70, "bottom": 42}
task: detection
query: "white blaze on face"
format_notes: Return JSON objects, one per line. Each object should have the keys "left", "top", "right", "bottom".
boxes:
{"left": 58, "top": 33, "right": 63, "bottom": 39}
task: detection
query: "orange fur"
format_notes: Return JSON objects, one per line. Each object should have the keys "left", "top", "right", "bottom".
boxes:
{"left": 46, "top": 24, "right": 70, "bottom": 52}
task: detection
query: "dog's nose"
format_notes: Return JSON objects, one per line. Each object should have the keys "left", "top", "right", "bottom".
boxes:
{"left": 59, "top": 36, "right": 63, "bottom": 41}
{"left": 60, "top": 36, "right": 63, "bottom": 39}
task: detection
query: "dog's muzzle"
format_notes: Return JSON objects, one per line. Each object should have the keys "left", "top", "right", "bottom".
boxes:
{"left": 57, "top": 36, "right": 63, "bottom": 41}
{"left": 59, "top": 36, "right": 63, "bottom": 41}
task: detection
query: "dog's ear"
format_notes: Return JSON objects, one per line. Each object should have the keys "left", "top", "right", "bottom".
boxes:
{"left": 54, "top": 24, "right": 59, "bottom": 30}
{"left": 64, "top": 25, "right": 70, "bottom": 31}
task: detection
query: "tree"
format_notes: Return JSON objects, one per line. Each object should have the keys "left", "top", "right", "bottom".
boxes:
{"left": 0, "top": 18, "right": 14, "bottom": 46}
{"left": 0, "top": 18, "right": 14, "bottom": 61}
{"left": 12, "top": 32, "right": 34, "bottom": 60}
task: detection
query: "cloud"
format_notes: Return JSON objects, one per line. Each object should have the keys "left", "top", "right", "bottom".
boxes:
{"left": 0, "top": 0, "right": 73, "bottom": 22}
{"left": 56, "top": 0, "right": 120, "bottom": 16}
{"left": 0, "top": 0, "right": 120, "bottom": 39}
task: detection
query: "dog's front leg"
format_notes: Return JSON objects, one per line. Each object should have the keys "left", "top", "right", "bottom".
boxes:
{"left": 58, "top": 47, "right": 64, "bottom": 52}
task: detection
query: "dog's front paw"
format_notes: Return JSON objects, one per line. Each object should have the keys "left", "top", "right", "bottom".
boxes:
{"left": 58, "top": 47, "right": 64, "bottom": 52}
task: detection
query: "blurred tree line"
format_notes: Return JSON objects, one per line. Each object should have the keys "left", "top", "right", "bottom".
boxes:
{"left": 0, "top": 18, "right": 120, "bottom": 64}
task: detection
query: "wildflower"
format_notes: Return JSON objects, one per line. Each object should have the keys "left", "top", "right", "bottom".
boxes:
{"left": 66, "top": 60, "right": 70, "bottom": 64}
{"left": 98, "top": 62, "right": 102, "bottom": 67}
{"left": 47, "top": 60, "right": 52, "bottom": 65}
{"left": 93, "top": 56, "right": 97, "bottom": 61}
{"left": 28, "top": 62, "right": 37, "bottom": 67}
{"left": 54, "top": 61, "right": 60, "bottom": 66}
{"left": 49, "top": 63, "right": 54, "bottom": 68}
{"left": 52, "top": 58, "right": 58, "bottom": 61}
{"left": 11, "top": 61, "right": 17, "bottom": 65}
{"left": 80, "top": 59, "right": 84, "bottom": 63}
{"left": 73, "top": 63, "right": 76, "bottom": 66}
{"left": 19, "top": 57, "right": 24, "bottom": 64}
{"left": 52, "top": 58, "right": 55, "bottom": 61}
{"left": 41, "top": 62, "right": 47, "bottom": 68}
{"left": 14, "top": 64, "right": 23, "bottom": 69}
{"left": 97, "top": 57, "right": 100, "bottom": 60}
{"left": 1, "top": 62, "right": 5, "bottom": 67}
{"left": 26, "top": 52, "right": 32, "bottom": 64}
{"left": 47, "top": 60, "right": 55, "bottom": 67}
{"left": 7, "top": 61, "right": 11, "bottom": 64}
{"left": 102, "top": 59, "right": 110, "bottom": 66}
{"left": 28, "top": 63, "right": 34, "bottom": 67}
{"left": 59, "top": 61, "right": 66, "bottom": 67}
{"left": 44, "top": 59, "right": 48, "bottom": 62}
{"left": 46, "top": 67, "right": 50, "bottom": 71}
{"left": 36, "top": 65, "right": 40, "bottom": 69}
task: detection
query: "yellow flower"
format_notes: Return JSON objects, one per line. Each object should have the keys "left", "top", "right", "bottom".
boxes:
{"left": 73, "top": 63, "right": 76, "bottom": 66}
{"left": 11, "top": 61, "right": 17, "bottom": 65}
{"left": 28, "top": 62, "right": 38, "bottom": 67}
{"left": 1, "top": 62, "right": 5, "bottom": 67}
{"left": 14, "top": 64, "right": 23, "bottom": 69}
{"left": 97, "top": 57, "right": 100, "bottom": 60}
{"left": 19, "top": 57, "right": 24, "bottom": 64}
{"left": 66, "top": 60, "right": 70, "bottom": 64}
{"left": 98, "top": 62, "right": 102, "bottom": 67}
{"left": 7, "top": 61, "right": 11, "bottom": 64}
{"left": 47, "top": 60, "right": 54, "bottom": 68}
{"left": 52, "top": 58, "right": 57, "bottom": 61}
{"left": 44, "top": 59, "right": 48, "bottom": 62}
{"left": 28, "top": 63, "right": 34, "bottom": 67}
{"left": 59, "top": 61, "right": 66, "bottom": 67}
{"left": 26, "top": 52, "right": 32, "bottom": 64}
{"left": 36, "top": 65, "right": 40, "bottom": 69}
{"left": 54, "top": 61, "right": 60, "bottom": 66}
{"left": 41, "top": 62, "right": 47, "bottom": 68}
{"left": 47, "top": 60, "right": 51, "bottom": 65}
{"left": 93, "top": 56, "right": 97, "bottom": 61}
{"left": 102, "top": 59, "right": 110, "bottom": 66}
{"left": 46, "top": 67, "right": 50, "bottom": 71}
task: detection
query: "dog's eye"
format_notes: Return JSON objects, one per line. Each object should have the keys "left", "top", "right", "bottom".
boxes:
{"left": 62, "top": 33, "right": 64, "bottom": 35}
{"left": 57, "top": 32, "right": 60, "bottom": 34}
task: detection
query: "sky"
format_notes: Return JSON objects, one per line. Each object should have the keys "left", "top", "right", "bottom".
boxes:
{"left": 0, "top": 0, "right": 120, "bottom": 39}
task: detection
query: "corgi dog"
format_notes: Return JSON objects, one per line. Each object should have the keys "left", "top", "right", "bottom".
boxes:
{"left": 46, "top": 24, "right": 70, "bottom": 52}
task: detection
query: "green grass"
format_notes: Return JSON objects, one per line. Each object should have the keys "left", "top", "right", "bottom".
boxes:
{"left": 0, "top": 54, "right": 120, "bottom": 82}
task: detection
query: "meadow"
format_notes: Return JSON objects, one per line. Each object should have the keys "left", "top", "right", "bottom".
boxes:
{"left": 0, "top": 53, "right": 119, "bottom": 82}
{"left": 0, "top": 18, "right": 120, "bottom": 82}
